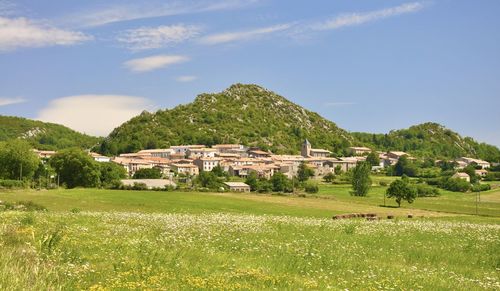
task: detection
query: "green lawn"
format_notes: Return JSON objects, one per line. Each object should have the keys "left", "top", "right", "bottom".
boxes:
{"left": 1, "top": 187, "right": 499, "bottom": 289}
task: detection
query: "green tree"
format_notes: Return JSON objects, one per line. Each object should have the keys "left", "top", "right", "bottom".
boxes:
{"left": 270, "top": 172, "right": 292, "bottom": 192}
{"left": 195, "top": 171, "right": 219, "bottom": 189}
{"left": 462, "top": 165, "right": 479, "bottom": 184}
{"left": 133, "top": 168, "right": 162, "bottom": 179}
{"left": 386, "top": 178, "right": 417, "bottom": 207}
{"left": 351, "top": 162, "right": 372, "bottom": 196}
{"left": 394, "top": 156, "right": 418, "bottom": 177}
{"left": 100, "top": 162, "right": 127, "bottom": 188}
{"left": 366, "top": 152, "right": 380, "bottom": 167}
{"left": 50, "top": 148, "right": 100, "bottom": 188}
{"left": 323, "top": 172, "right": 335, "bottom": 183}
{"left": 0, "top": 140, "right": 39, "bottom": 180}
{"left": 245, "top": 171, "right": 258, "bottom": 191}
{"left": 297, "top": 162, "right": 315, "bottom": 182}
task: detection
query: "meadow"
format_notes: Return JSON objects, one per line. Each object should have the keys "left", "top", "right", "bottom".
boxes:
{"left": 1, "top": 184, "right": 499, "bottom": 290}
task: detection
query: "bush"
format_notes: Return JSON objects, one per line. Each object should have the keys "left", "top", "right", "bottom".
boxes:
{"left": 379, "top": 181, "right": 388, "bottom": 187}
{"left": 415, "top": 184, "right": 440, "bottom": 197}
{"left": 304, "top": 182, "right": 319, "bottom": 194}
{"left": 0, "top": 200, "right": 47, "bottom": 211}
{"left": 483, "top": 172, "right": 500, "bottom": 181}
{"left": 0, "top": 179, "right": 29, "bottom": 189}
{"left": 132, "top": 182, "right": 148, "bottom": 190}
{"left": 471, "top": 183, "right": 491, "bottom": 192}
{"left": 440, "top": 178, "right": 471, "bottom": 192}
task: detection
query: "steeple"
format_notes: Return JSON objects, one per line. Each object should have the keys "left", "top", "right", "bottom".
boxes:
{"left": 301, "top": 139, "right": 311, "bottom": 157}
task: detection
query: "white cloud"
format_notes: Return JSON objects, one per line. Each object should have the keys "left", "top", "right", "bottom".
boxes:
{"left": 311, "top": 2, "right": 425, "bottom": 31}
{"left": 37, "top": 95, "right": 152, "bottom": 136}
{"left": 199, "top": 23, "right": 293, "bottom": 45}
{"left": 124, "top": 54, "right": 189, "bottom": 72}
{"left": 175, "top": 75, "right": 197, "bottom": 82}
{"left": 0, "top": 97, "right": 25, "bottom": 106}
{"left": 0, "top": 16, "right": 92, "bottom": 51}
{"left": 117, "top": 24, "right": 201, "bottom": 51}
{"left": 69, "top": 0, "right": 260, "bottom": 28}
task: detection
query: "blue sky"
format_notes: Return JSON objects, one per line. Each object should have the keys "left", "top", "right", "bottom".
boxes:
{"left": 0, "top": 0, "right": 499, "bottom": 146}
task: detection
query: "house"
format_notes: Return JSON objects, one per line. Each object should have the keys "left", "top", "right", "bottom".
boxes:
{"left": 89, "top": 152, "right": 111, "bottom": 163}
{"left": 33, "top": 149, "right": 56, "bottom": 159}
{"left": 121, "top": 179, "right": 176, "bottom": 189}
{"left": 137, "top": 149, "right": 174, "bottom": 158}
{"left": 475, "top": 169, "right": 488, "bottom": 177}
{"left": 224, "top": 182, "right": 251, "bottom": 192}
{"left": 386, "top": 151, "right": 410, "bottom": 160}
{"left": 248, "top": 149, "right": 272, "bottom": 158}
{"left": 246, "top": 164, "right": 279, "bottom": 179}
{"left": 169, "top": 145, "right": 205, "bottom": 157}
{"left": 112, "top": 157, "right": 153, "bottom": 176}
{"left": 171, "top": 163, "right": 199, "bottom": 176}
{"left": 194, "top": 157, "right": 222, "bottom": 172}
{"left": 187, "top": 148, "right": 217, "bottom": 159}
{"left": 348, "top": 147, "right": 372, "bottom": 156}
{"left": 452, "top": 172, "right": 470, "bottom": 182}
{"left": 301, "top": 139, "right": 331, "bottom": 158}
{"left": 456, "top": 157, "right": 490, "bottom": 169}
{"left": 212, "top": 144, "right": 245, "bottom": 153}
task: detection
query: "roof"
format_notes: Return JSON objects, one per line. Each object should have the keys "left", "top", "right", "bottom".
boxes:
{"left": 310, "top": 148, "right": 331, "bottom": 153}
{"left": 453, "top": 172, "right": 470, "bottom": 178}
{"left": 212, "top": 144, "right": 242, "bottom": 149}
{"left": 249, "top": 150, "right": 270, "bottom": 155}
{"left": 349, "top": 147, "right": 371, "bottom": 151}
{"left": 170, "top": 145, "right": 205, "bottom": 149}
{"left": 389, "top": 151, "right": 408, "bottom": 156}
{"left": 303, "top": 139, "right": 311, "bottom": 146}
{"left": 224, "top": 182, "right": 250, "bottom": 187}
{"left": 171, "top": 163, "right": 198, "bottom": 168}
{"left": 138, "top": 149, "right": 173, "bottom": 154}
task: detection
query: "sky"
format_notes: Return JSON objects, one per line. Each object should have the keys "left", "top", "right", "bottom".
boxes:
{"left": 0, "top": 0, "right": 499, "bottom": 146}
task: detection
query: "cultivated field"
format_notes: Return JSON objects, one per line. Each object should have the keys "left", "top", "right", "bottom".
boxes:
{"left": 1, "top": 186, "right": 499, "bottom": 290}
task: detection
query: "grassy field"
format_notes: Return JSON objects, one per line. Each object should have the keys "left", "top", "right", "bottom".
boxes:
{"left": 1, "top": 187, "right": 499, "bottom": 289}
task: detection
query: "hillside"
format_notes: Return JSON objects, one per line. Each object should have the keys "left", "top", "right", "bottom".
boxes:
{"left": 352, "top": 123, "right": 500, "bottom": 162}
{"left": 0, "top": 115, "right": 100, "bottom": 150}
{"left": 99, "top": 84, "right": 354, "bottom": 155}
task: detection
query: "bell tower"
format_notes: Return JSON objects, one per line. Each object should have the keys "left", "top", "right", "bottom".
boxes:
{"left": 301, "top": 139, "right": 311, "bottom": 157}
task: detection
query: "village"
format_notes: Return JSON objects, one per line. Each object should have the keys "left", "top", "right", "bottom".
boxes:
{"left": 32, "top": 140, "right": 492, "bottom": 191}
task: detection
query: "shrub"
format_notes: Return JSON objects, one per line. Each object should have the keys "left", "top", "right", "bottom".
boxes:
{"left": 132, "top": 182, "right": 148, "bottom": 190}
{"left": 471, "top": 183, "right": 491, "bottom": 192}
{"left": 0, "top": 179, "right": 29, "bottom": 189}
{"left": 440, "top": 178, "right": 471, "bottom": 192}
{"left": 379, "top": 181, "right": 388, "bottom": 187}
{"left": 415, "top": 184, "right": 440, "bottom": 197}
{"left": 304, "top": 182, "right": 319, "bottom": 194}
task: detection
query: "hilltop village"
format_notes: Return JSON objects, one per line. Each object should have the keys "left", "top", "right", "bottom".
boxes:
{"left": 33, "top": 140, "right": 492, "bottom": 188}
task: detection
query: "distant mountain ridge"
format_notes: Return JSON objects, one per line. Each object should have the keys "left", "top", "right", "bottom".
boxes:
{"left": 0, "top": 115, "right": 100, "bottom": 150}
{"left": 352, "top": 123, "right": 500, "bottom": 162}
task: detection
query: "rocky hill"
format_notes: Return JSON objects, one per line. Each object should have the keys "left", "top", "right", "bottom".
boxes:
{"left": 0, "top": 115, "right": 100, "bottom": 150}
{"left": 99, "top": 84, "right": 354, "bottom": 155}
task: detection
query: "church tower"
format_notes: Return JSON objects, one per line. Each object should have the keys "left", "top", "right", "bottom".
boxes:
{"left": 301, "top": 139, "right": 311, "bottom": 157}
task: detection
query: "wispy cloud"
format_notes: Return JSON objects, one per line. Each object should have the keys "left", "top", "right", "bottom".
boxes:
{"left": 199, "top": 23, "right": 293, "bottom": 45}
{"left": 0, "top": 16, "right": 92, "bottom": 52}
{"left": 175, "top": 75, "right": 197, "bottom": 82}
{"left": 311, "top": 2, "right": 426, "bottom": 31}
{"left": 0, "top": 0, "right": 15, "bottom": 16}
{"left": 117, "top": 24, "right": 202, "bottom": 51}
{"left": 124, "top": 54, "right": 189, "bottom": 72}
{"left": 68, "top": 0, "right": 260, "bottom": 28}
{"left": 0, "top": 97, "right": 25, "bottom": 106}
{"left": 37, "top": 95, "right": 152, "bottom": 136}
{"left": 324, "top": 101, "right": 356, "bottom": 107}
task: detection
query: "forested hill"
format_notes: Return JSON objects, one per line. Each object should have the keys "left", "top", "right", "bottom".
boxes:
{"left": 352, "top": 123, "right": 500, "bottom": 162}
{"left": 99, "top": 84, "right": 354, "bottom": 155}
{"left": 0, "top": 115, "right": 100, "bottom": 150}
